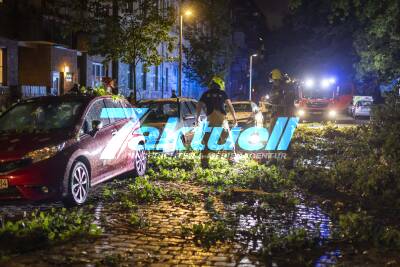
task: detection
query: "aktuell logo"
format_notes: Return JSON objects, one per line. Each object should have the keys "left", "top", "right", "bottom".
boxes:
{"left": 100, "top": 108, "right": 299, "bottom": 153}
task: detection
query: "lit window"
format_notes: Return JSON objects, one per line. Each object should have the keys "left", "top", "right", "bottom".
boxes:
{"left": 92, "top": 63, "right": 104, "bottom": 87}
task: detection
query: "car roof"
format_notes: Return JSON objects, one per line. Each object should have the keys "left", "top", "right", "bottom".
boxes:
{"left": 232, "top": 101, "right": 253, "bottom": 104}
{"left": 138, "top": 97, "right": 198, "bottom": 104}
{"left": 20, "top": 94, "right": 123, "bottom": 105}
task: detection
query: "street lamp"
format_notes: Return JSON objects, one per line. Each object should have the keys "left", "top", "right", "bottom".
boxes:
{"left": 249, "top": 54, "right": 257, "bottom": 101}
{"left": 179, "top": 9, "right": 193, "bottom": 97}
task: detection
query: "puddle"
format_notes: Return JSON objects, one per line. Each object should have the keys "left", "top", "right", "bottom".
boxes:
{"left": 227, "top": 195, "right": 339, "bottom": 266}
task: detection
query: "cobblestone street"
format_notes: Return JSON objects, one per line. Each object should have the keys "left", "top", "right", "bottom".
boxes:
{"left": 0, "top": 181, "right": 261, "bottom": 267}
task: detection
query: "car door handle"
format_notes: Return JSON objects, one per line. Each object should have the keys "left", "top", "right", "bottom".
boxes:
{"left": 111, "top": 130, "right": 117, "bottom": 136}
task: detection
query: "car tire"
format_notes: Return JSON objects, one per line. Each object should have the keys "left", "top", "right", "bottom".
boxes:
{"left": 63, "top": 161, "right": 90, "bottom": 207}
{"left": 133, "top": 144, "right": 147, "bottom": 177}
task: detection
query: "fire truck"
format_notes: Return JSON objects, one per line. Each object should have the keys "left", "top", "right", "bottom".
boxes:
{"left": 295, "top": 77, "right": 354, "bottom": 120}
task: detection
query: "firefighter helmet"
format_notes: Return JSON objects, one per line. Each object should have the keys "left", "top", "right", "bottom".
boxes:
{"left": 210, "top": 76, "right": 225, "bottom": 91}
{"left": 270, "top": 69, "right": 283, "bottom": 81}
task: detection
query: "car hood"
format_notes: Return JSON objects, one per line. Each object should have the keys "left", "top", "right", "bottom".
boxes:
{"left": 227, "top": 112, "right": 253, "bottom": 121}
{"left": 0, "top": 131, "right": 72, "bottom": 161}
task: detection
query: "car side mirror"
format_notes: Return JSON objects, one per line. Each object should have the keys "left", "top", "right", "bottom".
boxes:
{"left": 91, "top": 120, "right": 103, "bottom": 136}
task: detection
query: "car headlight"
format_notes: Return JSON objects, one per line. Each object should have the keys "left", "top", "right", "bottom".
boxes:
{"left": 297, "top": 109, "right": 305, "bottom": 117}
{"left": 25, "top": 143, "right": 65, "bottom": 163}
{"left": 328, "top": 110, "right": 337, "bottom": 118}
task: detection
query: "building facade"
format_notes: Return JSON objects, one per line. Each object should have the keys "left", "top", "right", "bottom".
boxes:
{"left": 0, "top": 0, "right": 202, "bottom": 108}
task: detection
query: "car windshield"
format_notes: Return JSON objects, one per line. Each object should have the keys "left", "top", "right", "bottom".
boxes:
{"left": 232, "top": 104, "right": 252, "bottom": 112}
{"left": 302, "top": 88, "right": 334, "bottom": 99}
{"left": 139, "top": 102, "right": 179, "bottom": 122}
{"left": 0, "top": 100, "right": 84, "bottom": 133}
{"left": 358, "top": 101, "right": 372, "bottom": 107}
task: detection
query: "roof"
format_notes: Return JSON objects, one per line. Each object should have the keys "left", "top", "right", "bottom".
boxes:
{"left": 20, "top": 94, "right": 119, "bottom": 104}
{"left": 232, "top": 101, "right": 254, "bottom": 104}
{"left": 138, "top": 97, "right": 198, "bottom": 104}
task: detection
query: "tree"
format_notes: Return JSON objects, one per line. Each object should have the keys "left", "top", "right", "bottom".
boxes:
{"left": 290, "top": 0, "right": 400, "bottom": 82}
{"left": 331, "top": 0, "right": 400, "bottom": 82}
{"left": 183, "top": 0, "right": 233, "bottom": 86}
{"left": 49, "top": 0, "right": 176, "bottom": 101}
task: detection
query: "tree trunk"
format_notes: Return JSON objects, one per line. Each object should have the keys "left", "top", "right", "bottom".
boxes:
{"left": 133, "top": 63, "right": 137, "bottom": 103}
{"left": 111, "top": 0, "right": 119, "bottom": 88}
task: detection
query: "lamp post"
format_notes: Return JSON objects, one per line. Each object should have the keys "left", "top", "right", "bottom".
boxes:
{"left": 179, "top": 9, "right": 192, "bottom": 97}
{"left": 249, "top": 54, "right": 257, "bottom": 101}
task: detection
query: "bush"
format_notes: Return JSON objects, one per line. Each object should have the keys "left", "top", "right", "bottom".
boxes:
{"left": 0, "top": 208, "right": 101, "bottom": 254}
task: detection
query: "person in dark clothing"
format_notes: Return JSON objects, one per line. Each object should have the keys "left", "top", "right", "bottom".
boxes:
{"left": 171, "top": 90, "right": 177, "bottom": 98}
{"left": 269, "top": 69, "right": 290, "bottom": 127}
{"left": 196, "top": 76, "right": 237, "bottom": 168}
{"left": 70, "top": 83, "right": 80, "bottom": 94}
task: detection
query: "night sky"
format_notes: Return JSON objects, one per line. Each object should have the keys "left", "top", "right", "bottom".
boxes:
{"left": 254, "top": 0, "right": 289, "bottom": 30}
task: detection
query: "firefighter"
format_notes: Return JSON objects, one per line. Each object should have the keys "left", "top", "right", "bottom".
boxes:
{"left": 195, "top": 76, "right": 238, "bottom": 168}
{"left": 283, "top": 74, "right": 296, "bottom": 117}
{"left": 269, "top": 69, "right": 287, "bottom": 127}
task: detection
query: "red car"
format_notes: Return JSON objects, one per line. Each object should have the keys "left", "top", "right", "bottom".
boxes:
{"left": 0, "top": 95, "right": 147, "bottom": 205}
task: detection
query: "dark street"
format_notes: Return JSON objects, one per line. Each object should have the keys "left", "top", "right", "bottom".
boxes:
{"left": 0, "top": 0, "right": 399, "bottom": 266}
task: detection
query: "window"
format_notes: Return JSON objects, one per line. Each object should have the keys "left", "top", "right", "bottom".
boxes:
{"left": 104, "top": 99, "right": 124, "bottom": 124}
{"left": 165, "top": 67, "right": 169, "bottom": 92}
{"left": 187, "top": 101, "right": 197, "bottom": 114}
{"left": 139, "top": 102, "right": 178, "bottom": 122}
{"left": 92, "top": 63, "right": 105, "bottom": 87}
{"left": 83, "top": 100, "right": 110, "bottom": 134}
{"left": 0, "top": 100, "right": 83, "bottom": 133}
{"left": 181, "top": 102, "right": 192, "bottom": 117}
{"left": 121, "top": 100, "right": 137, "bottom": 121}
{"left": 0, "top": 49, "right": 5, "bottom": 86}
{"left": 154, "top": 66, "right": 159, "bottom": 91}
{"left": 142, "top": 65, "right": 147, "bottom": 90}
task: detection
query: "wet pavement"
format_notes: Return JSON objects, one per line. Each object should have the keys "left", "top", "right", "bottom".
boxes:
{"left": 0, "top": 175, "right": 397, "bottom": 266}
{"left": 0, "top": 182, "right": 262, "bottom": 267}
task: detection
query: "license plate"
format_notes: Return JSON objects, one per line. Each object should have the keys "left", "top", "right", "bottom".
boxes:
{"left": 0, "top": 179, "right": 8, "bottom": 189}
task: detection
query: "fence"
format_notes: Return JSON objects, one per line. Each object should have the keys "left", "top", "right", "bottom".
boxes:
{"left": 21, "top": 85, "right": 47, "bottom": 99}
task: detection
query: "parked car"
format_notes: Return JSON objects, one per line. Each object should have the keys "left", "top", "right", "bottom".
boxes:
{"left": 348, "top": 96, "right": 374, "bottom": 119}
{"left": 227, "top": 101, "right": 263, "bottom": 127}
{"left": 353, "top": 100, "right": 373, "bottom": 119}
{"left": 0, "top": 95, "right": 146, "bottom": 205}
{"left": 137, "top": 98, "right": 205, "bottom": 151}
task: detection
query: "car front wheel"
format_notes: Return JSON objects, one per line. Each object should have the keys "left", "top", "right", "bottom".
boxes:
{"left": 63, "top": 161, "right": 90, "bottom": 206}
{"left": 133, "top": 145, "right": 147, "bottom": 176}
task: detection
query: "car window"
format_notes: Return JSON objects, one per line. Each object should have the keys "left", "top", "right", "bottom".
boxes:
{"left": 83, "top": 100, "right": 109, "bottom": 134}
{"left": 121, "top": 100, "right": 137, "bottom": 121}
{"left": 104, "top": 99, "right": 126, "bottom": 123}
{"left": 358, "top": 101, "right": 372, "bottom": 107}
{"left": 0, "top": 100, "right": 83, "bottom": 133}
{"left": 251, "top": 103, "right": 258, "bottom": 112}
{"left": 187, "top": 101, "right": 197, "bottom": 114}
{"left": 181, "top": 102, "right": 192, "bottom": 117}
{"left": 139, "top": 102, "right": 179, "bottom": 122}
{"left": 232, "top": 104, "right": 252, "bottom": 112}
